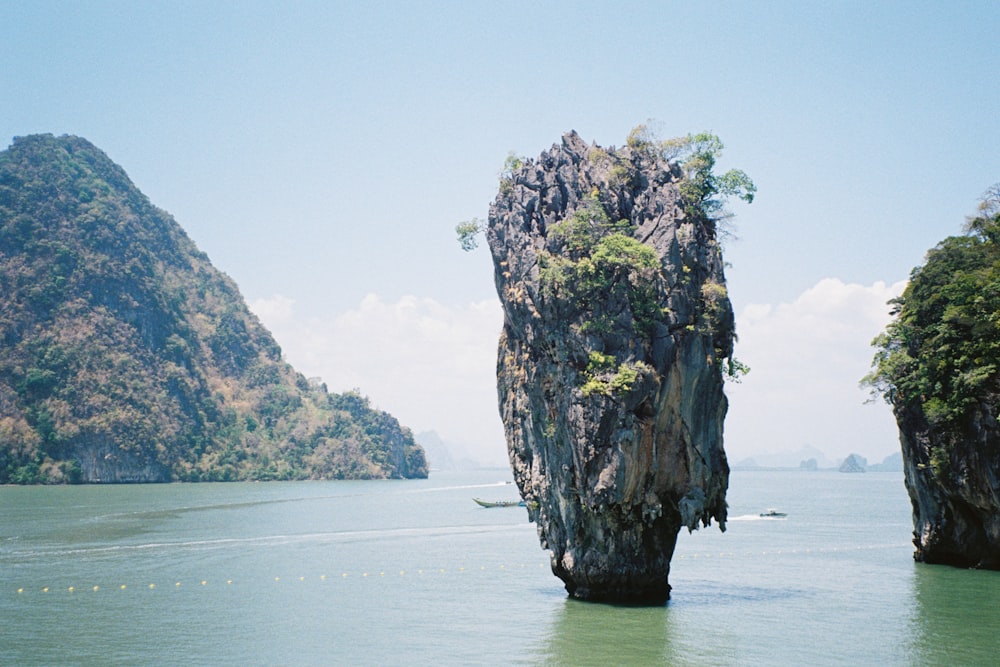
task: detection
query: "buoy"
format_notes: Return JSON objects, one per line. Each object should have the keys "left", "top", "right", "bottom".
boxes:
{"left": 17, "top": 588, "right": 23, "bottom": 594}
{"left": 227, "top": 580, "right": 233, "bottom": 585}
{"left": 175, "top": 582, "right": 181, "bottom": 587}
{"left": 120, "top": 585, "right": 127, "bottom": 590}
{"left": 149, "top": 583, "right": 155, "bottom": 589}
{"left": 42, "top": 587, "right": 49, "bottom": 593}
{"left": 93, "top": 586, "right": 99, "bottom": 592}
{"left": 68, "top": 587, "right": 74, "bottom": 593}
{"left": 201, "top": 580, "right": 207, "bottom": 586}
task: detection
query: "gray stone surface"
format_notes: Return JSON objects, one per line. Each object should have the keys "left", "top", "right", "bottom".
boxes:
{"left": 487, "top": 131, "right": 733, "bottom": 603}
{"left": 896, "top": 401, "right": 1000, "bottom": 568}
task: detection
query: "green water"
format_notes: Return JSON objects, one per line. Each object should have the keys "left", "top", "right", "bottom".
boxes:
{"left": 2, "top": 470, "right": 999, "bottom": 665}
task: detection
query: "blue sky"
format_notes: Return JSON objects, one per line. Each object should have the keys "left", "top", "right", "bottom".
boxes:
{"left": 3, "top": 1, "right": 999, "bottom": 466}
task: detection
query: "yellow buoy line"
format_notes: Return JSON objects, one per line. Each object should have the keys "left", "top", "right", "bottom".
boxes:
{"left": 11, "top": 542, "right": 912, "bottom": 596}
{"left": 11, "top": 561, "right": 549, "bottom": 596}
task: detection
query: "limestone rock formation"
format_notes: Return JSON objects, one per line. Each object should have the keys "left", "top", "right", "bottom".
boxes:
{"left": 865, "top": 188, "right": 1000, "bottom": 568}
{"left": 894, "top": 397, "right": 1000, "bottom": 568}
{"left": 487, "top": 131, "right": 736, "bottom": 603}
{"left": 838, "top": 454, "right": 867, "bottom": 473}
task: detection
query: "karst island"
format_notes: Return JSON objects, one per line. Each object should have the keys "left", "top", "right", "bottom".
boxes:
{"left": 866, "top": 184, "right": 1000, "bottom": 569}
{"left": 462, "top": 127, "right": 754, "bottom": 603}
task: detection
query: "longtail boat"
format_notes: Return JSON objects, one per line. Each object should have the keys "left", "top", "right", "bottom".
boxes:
{"left": 472, "top": 498, "right": 525, "bottom": 508}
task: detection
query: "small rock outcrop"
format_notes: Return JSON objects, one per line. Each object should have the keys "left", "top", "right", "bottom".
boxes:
{"left": 838, "top": 454, "right": 867, "bottom": 473}
{"left": 487, "top": 131, "right": 737, "bottom": 603}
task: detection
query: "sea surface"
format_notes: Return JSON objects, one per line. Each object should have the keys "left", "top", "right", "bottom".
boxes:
{"left": 3, "top": 469, "right": 1000, "bottom": 666}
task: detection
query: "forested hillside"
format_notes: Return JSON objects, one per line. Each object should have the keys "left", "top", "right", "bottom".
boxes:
{"left": 0, "top": 134, "right": 427, "bottom": 483}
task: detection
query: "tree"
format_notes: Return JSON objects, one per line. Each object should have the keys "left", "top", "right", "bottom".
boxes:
{"left": 627, "top": 125, "right": 756, "bottom": 223}
{"left": 455, "top": 218, "right": 484, "bottom": 251}
{"left": 864, "top": 183, "right": 1000, "bottom": 445}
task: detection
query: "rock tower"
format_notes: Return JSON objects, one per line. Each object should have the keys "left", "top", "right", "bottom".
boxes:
{"left": 487, "top": 131, "right": 734, "bottom": 603}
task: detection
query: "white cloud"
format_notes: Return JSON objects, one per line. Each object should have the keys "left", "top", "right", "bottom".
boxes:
{"left": 249, "top": 293, "right": 507, "bottom": 466}
{"left": 724, "top": 278, "right": 907, "bottom": 464}
{"left": 250, "top": 277, "right": 908, "bottom": 470}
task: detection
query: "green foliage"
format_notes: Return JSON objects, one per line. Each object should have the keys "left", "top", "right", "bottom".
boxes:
{"left": 0, "top": 134, "right": 428, "bottom": 484}
{"left": 725, "top": 357, "right": 751, "bottom": 383}
{"left": 457, "top": 149, "right": 527, "bottom": 251}
{"left": 864, "top": 183, "right": 1000, "bottom": 477}
{"left": 540, "top": 194, "right": 662, "bottom": 336}
{"left": 548, "top": 196, "right": 632, "bottom": 254}
{"left": 456, "top": 217, "right": 485, "bottom": 252}
{"left": 581, "top": 351, "right": 653, "bottom": 397}
{"left": 501, "top": 151, "right": 525, "bottom": 178}
{"left": 498, "top": 151, "right": 528, "bottom": 194}
{"left": 625, "top": 125, "right": 756, "bottom": 223}
{"left": 675, "top": 132, "right": 755, "bottom": 220}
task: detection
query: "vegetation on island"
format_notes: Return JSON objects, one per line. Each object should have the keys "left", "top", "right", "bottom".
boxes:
{"left": 459, "top": 125, "right": 754, "bottom": 386}
{"left": 624, "top": 125, "right": 756, "bottom": 224}
{"left": 864, "top": 184, "right": 1000, "bottom": 479}
{"left": 0, "top": 134, "right": 427, "bottom": 483}
{"left": 539, "top": 193, "right": 662, "bottom": 338}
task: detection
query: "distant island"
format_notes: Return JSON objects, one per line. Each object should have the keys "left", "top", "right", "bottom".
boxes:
{"left": 838, "top": 454, "right": 867, "bottom": 473}
{"left": 0, "top": 134, "right": 427, "bottom": 483}
{"left": 732, "top": 450, "right": 902, "bottom": 472}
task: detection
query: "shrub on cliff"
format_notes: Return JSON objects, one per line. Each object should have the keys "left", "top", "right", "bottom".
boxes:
{"left": 865, "top": 184, "right": 1000, "bottom": 477}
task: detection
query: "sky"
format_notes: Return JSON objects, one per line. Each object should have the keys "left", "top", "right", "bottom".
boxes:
{"left": 3, "top": 1, "right": 999, "bottom": 467}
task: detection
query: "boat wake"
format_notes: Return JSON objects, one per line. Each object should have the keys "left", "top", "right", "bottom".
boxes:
{"left": 1, "top": 524, "right": 530, "bottom": 561}
{"left": 414, "top": 481, "right": 512, "bottom": 493}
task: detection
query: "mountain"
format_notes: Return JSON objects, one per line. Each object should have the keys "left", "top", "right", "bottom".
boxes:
{"left": 868, "top": 451, "right": 902, "bottom": 472}
{"left": 414, "top": 430, "right": 456, "bottom": 471}
{"left": 0, "top": 134, "right": 427, "bottom": 483}
{"left": 732, "top": 445, "right": 837, "bottom": 470}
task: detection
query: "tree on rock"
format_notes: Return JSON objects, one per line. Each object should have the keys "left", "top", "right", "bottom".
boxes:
{"left": 865, "top": 183, "right": 1000, "bottom": 568}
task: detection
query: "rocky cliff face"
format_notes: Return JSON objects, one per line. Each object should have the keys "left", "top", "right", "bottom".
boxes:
{"left": 487, "top": 131, "right": 734, "bottom": 603}
{"left": 896, "top": 401, "right": 1000, "bottom": 568}
{"left": 865, "top": 194, "right": 1000, "bottom": 569}
{"left": 0, "top": 134, "right": 427, "bottom": 483}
